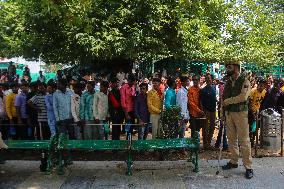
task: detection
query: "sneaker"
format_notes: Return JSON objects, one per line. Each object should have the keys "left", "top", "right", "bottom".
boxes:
{"left": 222, "top": 162, "right": 238, "bottom": 170}
{"left": 245, "top": 169, "right": 254, "bottom": 179}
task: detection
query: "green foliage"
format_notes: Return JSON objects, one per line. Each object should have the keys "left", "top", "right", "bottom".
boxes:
{"left": 0, "top": 0, "right": 24, "bottom": 58}
{"left": 0, "top": 0, "right": 227, "bottom": 64}
{"left": 158, "top": 106, "right": 182, "bottom": 139}
{"left": 0, "top": 0, "right": 283, "bottom": 67}
{"left": 178, "top": 0, "right": 227, "bottom": 61}
{"left": 218, "top": 0, "right": 284, "bottom": 66}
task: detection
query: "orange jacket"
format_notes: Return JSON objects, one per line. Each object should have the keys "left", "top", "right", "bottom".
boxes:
{"left": 187, "top": 86, "right": 203, "bottom": 118}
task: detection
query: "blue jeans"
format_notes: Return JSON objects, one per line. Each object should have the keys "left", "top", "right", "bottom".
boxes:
{"left": 215, "top": 123, "right": 228, "bottom": 148}
{"left": 94, "top": 120, "right": 105, "bottom": 140}
{"left": 48, "top": 118, "right": 56, "bottom": 137}
{"left": 57, "top": 119, "right": 75, "bottom": 139}
{"left": 178, "top": 119, "right": 187, "bottom": 138}
{"left": 138, "top": 123, "right": 150, "bottom": 140}
{"left": 74, "top": 123, "right": 82, "bottom": 140}
{"left": 215, "top": 110, "right": 228, "bottom": 149}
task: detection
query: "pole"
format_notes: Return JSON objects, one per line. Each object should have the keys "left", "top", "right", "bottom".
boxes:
{"left": 216, "top": 118, "right": 225, "bottom": 175}
{"left": 255, "top": 110, "right": 259, "bottom": 157}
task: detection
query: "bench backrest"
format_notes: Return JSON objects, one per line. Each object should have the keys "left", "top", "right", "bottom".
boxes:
{"left": 61, "top": 137, "right": 199, "bottom": 151}
{"left": 64, "top": 140, "right": 130, "bottom": 150}
{"left": 4, "top": 140, "right": 50, "bottom": 149}
{"left": 131, "top": 138, "right": 199, "bottom": 150}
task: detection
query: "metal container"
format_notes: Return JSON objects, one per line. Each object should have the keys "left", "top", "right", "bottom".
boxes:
{"left": 260, "top": 109, "right": 282, "bottom": 151}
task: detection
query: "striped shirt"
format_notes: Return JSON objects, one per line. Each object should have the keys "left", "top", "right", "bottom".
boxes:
{"left": 79, "top": 91, "right": 95, "bottom": 121}
{"left": 30, "top": 94, "right": 47, "bottom": 122}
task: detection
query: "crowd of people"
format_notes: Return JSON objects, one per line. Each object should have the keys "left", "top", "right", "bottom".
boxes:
{"left": 0, "top": 65, "right": 283, "bottom": 151}
{"left": 0, "top": 62, "right": 33, "bottom": 84}
{"left": 0, "top": 62, "right": 284, "bottom": 179}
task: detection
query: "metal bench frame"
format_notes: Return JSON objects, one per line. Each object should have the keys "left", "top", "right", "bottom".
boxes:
{"left": 1, "top": 135, "right": 58, "bottom": 174}
{"left": 1, "top": 123, "right": 200, "bottom": 176}
{"left": 56, "top": 130, "right": 200, "bottom": 175}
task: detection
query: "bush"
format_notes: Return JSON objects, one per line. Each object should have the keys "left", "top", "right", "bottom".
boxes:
{"left": 158, "top": 106, "right": 182, "bottom": 139}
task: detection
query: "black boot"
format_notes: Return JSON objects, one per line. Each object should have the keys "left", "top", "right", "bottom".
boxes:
{"left": 245, "top": 169, "right": 254, "bottom": 179}
{"left": 222, "top": 162, "right": 238, "bottom": 170}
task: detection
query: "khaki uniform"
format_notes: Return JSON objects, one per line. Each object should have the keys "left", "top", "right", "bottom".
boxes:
{"left": 222, "top": 74, "right": 252, "bottom": 169}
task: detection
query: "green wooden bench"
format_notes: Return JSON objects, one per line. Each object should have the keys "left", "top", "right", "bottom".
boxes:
{"left": 57, "top": 138, "right": 131, "bottom": 175}
{"left": 4, "top": 140, "right": 50, "bottom": 149}
{"left": 57, "top": 132, "right": 200, "bottom": 176}
{"left": 130, "top": 136, "right": 200, "bottom": 174}
{"left": 1, "top": 136, "right": 58, "bottom": 174}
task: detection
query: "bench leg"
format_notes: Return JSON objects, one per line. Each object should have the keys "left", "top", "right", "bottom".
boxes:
{"left": 46, "top": 134, "right": 58, "bottom": 175}
{"left": 63, "top": 150, "right": 73, "bottom": 167}
{"left": 57, "top": 133, "right": 66, "bottom": 175}
{"left": 187, "top": 150, "right": 193, "bottom": 162}
{"left": 40, "top": 150, "right": 47, "bottom": 172}
{"left": 45, "top": 151, "right": 52, "bottom": 175}
{"left": 193, "top": 151, "right": 199, "bottom": 173}
{"left": 126, "top": 149, "right": 133, "bottom": 176}
{"left": 46, "top": 146, "right": 55, "bottom": 175}
{"left": 57, "top": 150, "right": 64, "bottom": 175}
{"left": 58, "top": 133, "right": 67, "bottom": 150}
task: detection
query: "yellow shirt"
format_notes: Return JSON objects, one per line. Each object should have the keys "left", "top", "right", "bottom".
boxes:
{"left": 147, "top": 89, "right": 163, "bottom": 114}
{"left": 5, "top": 93, "right": 17, "bottom": 119}
{"left": 248, "top": 88, "right": 266, "bottom": 114}
{"left": 281, "top": 86, "right": 284, "bottom": 92}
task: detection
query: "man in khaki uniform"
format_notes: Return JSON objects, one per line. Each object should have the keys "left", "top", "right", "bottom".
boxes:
{"left": 221, "top": 61, "right": 253, "bottom": 179}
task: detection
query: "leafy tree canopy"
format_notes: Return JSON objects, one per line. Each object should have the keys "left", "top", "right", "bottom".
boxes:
{"left": 0, "top": 0, "right": 283, "bottom": 67}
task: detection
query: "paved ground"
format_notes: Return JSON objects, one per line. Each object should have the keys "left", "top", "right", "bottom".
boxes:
{"left": 1, "top": 157, "right": 284, "bottom": 189}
